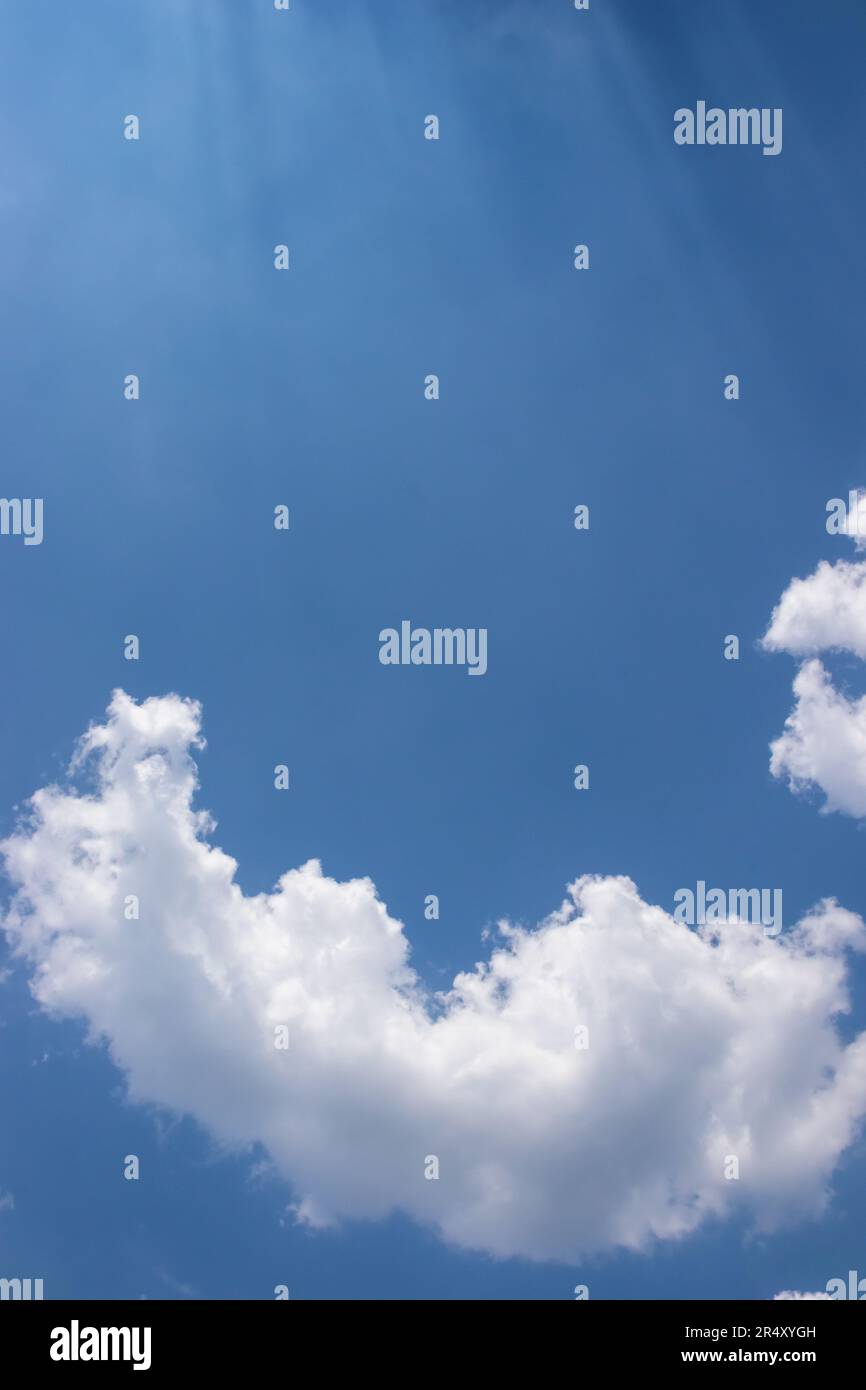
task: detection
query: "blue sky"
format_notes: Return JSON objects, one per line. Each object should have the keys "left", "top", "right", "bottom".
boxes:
{"left": 2, "top": 0, "right": 866, "bottom": 1299}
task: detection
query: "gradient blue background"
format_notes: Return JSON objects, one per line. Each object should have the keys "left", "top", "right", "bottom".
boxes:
{"left": 1, "top": 0, "right": 865, "bottom": 1298}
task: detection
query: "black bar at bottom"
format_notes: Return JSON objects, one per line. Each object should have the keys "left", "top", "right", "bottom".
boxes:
{"left": 1, "top": 1297, "right": 860, "bottom": 1376}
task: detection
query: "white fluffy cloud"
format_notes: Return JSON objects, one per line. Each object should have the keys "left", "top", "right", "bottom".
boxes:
{"left": 767, "top": 660, "right": 866, "bottom": 818}
{"left": 763, "top": 559, "right": 866, "bottom": 660}
{"left": 773, "top": 1289, "right": 833, "bottom": 1301}
{"left": 763, "top": 554, "right": 866, "bottom": 817}
{"left": 3, "top": 690, "right": 866, "bottom": 1261}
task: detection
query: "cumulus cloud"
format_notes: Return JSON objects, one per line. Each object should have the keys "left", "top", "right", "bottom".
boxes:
{"left": 767, "top": 661, "right": 866, "bottom": 818}
{"left": 763, "top": 559, "right": 866, "bottom": 660}
{"left": 3, "top": 691, "right": 866, "bottom": 1261}
{"left": 763, "top": 550, "right": 866, "bottom": 817}
{"left": 773, "top": 1289, "right": 832, "bottom": 1301}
